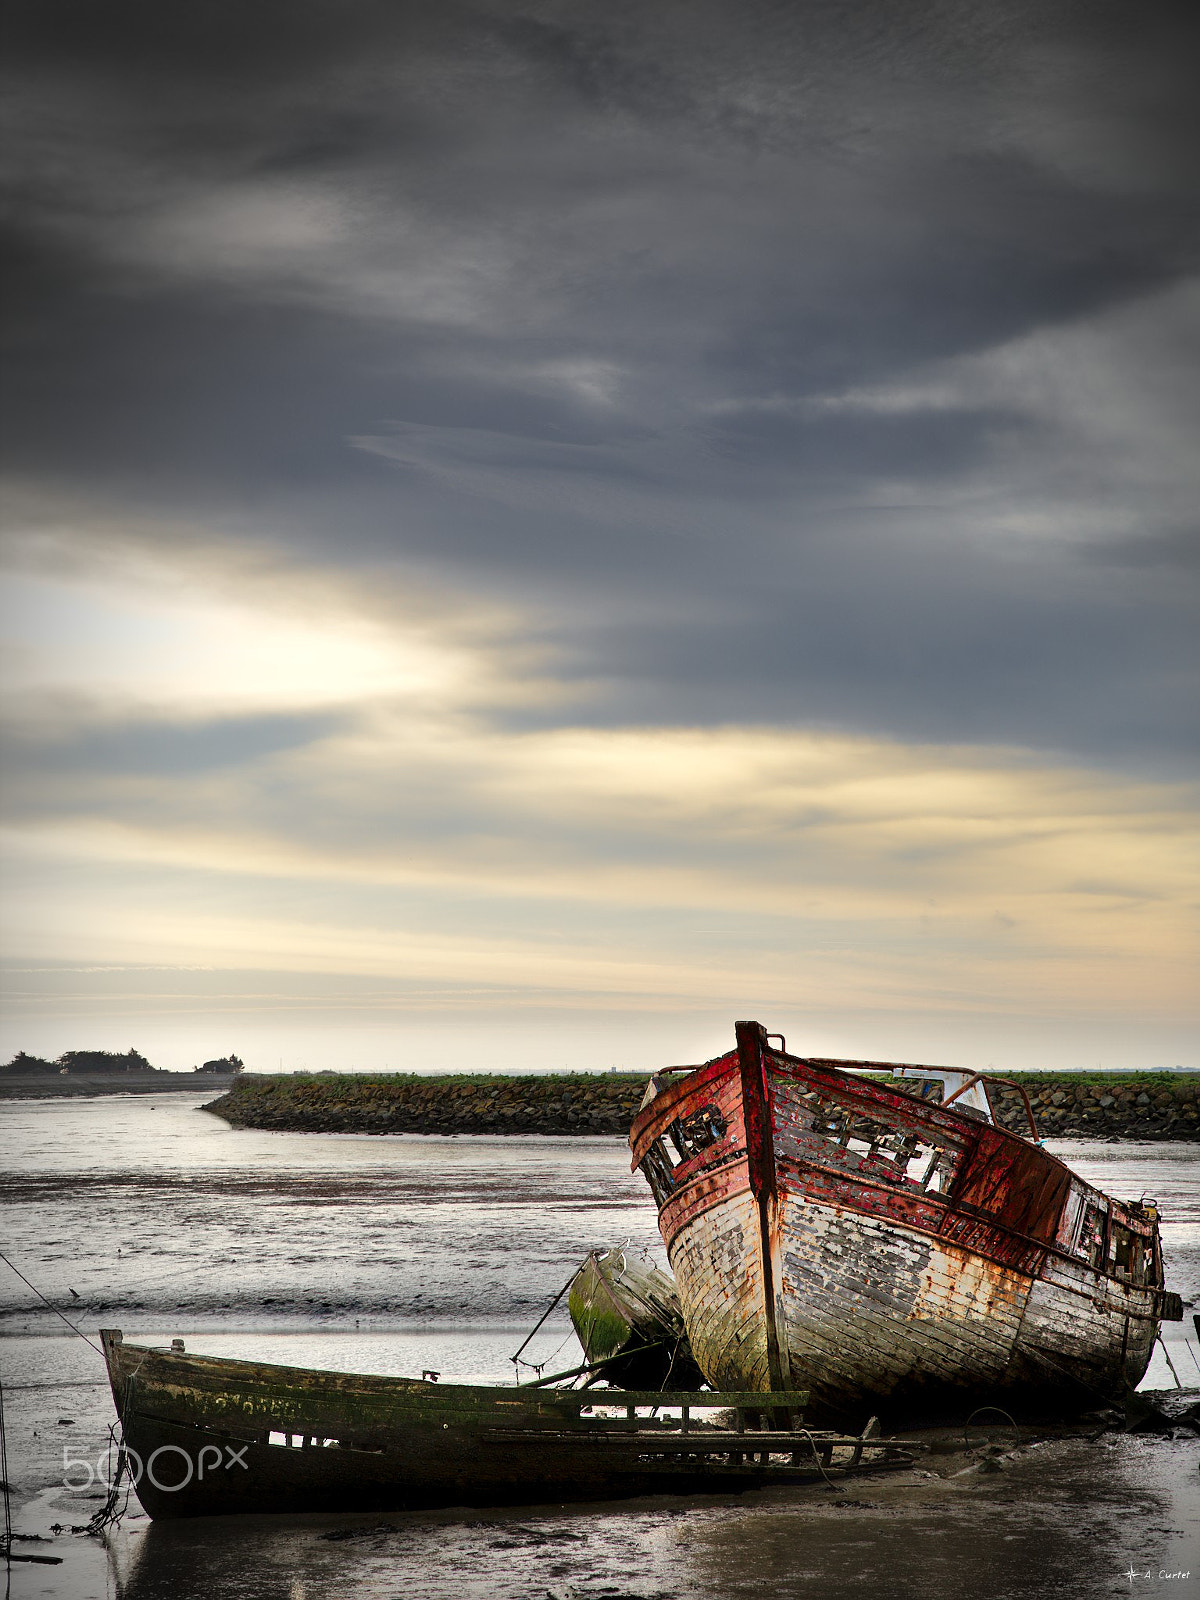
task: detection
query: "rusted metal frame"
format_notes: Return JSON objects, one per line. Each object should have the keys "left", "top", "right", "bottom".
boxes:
{"left": 981, "top": 1076, "right": 1040, "bottom": 1138}
{"left": 735, "top": 1020, "right": 786, "bottom": 1395}
{"left": 941, "top": 1072, "right": 985, "bottom": 1110}
{"left": 828, "top": 1067, "right": 1053, "bottom": 1171}
{"left": 771, "top": 1060, "right": 979, "bottom": 1152}
{"left": 812, "top": 1070, "right": 968, "bottom": 1140}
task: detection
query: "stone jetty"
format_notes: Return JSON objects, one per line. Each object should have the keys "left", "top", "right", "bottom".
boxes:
{"left": 204, "top": 1070, "right": 1198, "bottom": 1139}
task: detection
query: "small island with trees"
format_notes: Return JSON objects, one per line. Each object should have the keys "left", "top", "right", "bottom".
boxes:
{"left": 0, "top": 1048, "right": 245, "bottom": 1098}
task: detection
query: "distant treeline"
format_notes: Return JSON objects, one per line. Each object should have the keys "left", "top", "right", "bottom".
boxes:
{"left": 1, "top": 1049, "right": 244, "bottom": 1076}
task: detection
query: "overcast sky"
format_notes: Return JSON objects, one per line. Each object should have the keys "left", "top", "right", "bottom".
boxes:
{"left": 2, "top": 0, "right": 1197, "bottom": 1072}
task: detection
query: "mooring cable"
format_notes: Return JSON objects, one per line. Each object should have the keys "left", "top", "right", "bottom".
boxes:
{"left": 509, "top": 1266, "right": 580, "bottom": 1377}
{"left": 0, "top": 1252, "right": 102, "bottom": 1354}
{"left": 0, "top": 1251, "right": 131, "bottom": 1547}
{"left": 1, "top": 1375, "right": 11, "bottom": 1568}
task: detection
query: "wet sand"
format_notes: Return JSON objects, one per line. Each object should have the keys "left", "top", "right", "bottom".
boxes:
{"left": 7, "top": 1418, "right": 1197, "bottom": 1600}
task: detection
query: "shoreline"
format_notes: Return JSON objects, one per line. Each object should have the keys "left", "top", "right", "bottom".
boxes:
{"left": 202, "top": 1069, "right": 1200, "bottom": 1140}
{"left": 0, "top": 1072, "right": 239, "bottom": 1099}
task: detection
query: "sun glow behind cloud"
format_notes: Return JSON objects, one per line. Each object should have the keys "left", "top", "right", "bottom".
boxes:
{"left": 2, "top": 539, "right": 1196, "bottom": 1072}
{"left": 1, "top": 561, "right": 481, "bottom": 715}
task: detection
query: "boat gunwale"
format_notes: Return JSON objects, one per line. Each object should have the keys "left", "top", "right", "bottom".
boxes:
{"left": 102, "top": 1333, "right": 807, "bottom": 1412}
{"left": 630, "top": 1049, "right": 1075, "bottom": 1180}
{"left": 627, "top": 1046, "right": 1173, "bottom": 1310}
{"left": 629, "top": 1053, "right": 740, "bottom": 1163}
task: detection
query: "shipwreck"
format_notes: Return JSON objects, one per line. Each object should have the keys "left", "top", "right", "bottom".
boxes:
{"left": 567, "top": 1246, "right": 704, "bottom": 1390}
{"left": 98, "top": 1331, "right": 917, "bottom": 1518}
{"left": 629, "top": 1021, "right": 1183, "bottom": 1424}
{"left": 94, "top": 1020, "right": 1184, "bottom": 1519}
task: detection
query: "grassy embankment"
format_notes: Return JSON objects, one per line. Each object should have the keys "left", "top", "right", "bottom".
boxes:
{"left": 205, "top": 1070, "right": 1199, "bottom": 1139}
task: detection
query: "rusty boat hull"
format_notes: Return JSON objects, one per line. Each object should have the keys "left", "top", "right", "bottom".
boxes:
{"left": 629, "top": 1023, "right": 1182, "bottom": 1426}
{"left": 101, "top": 1329, "right": 924, "bottom": 1519}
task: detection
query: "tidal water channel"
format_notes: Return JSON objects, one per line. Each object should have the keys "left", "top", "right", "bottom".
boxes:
{"left": 2, "top": 1094, "right": 1197, "bottom": 1600}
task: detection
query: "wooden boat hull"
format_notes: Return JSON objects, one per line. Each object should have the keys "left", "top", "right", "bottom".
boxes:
{"left": 101, "top": 1330, "right": 892, "bottom": 1519}
{"left": 567, "top": 1248, "right": 704, "bottom": 1389}
{"left": 630, "top": 1024, "right": 1180, "bottom": 1425}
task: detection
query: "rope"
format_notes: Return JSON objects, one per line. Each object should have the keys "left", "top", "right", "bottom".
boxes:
{"left": 79, "top": 1352, "right": 150, "bottom": 1540}
{"left": 0, "top": 1252, "right": 102, "bottom": 1353}
{"left": 1155, "top": 1334, "right": 1183, "bottom": 1390}
{"left": 509, "top": 1267, "right": 580, "bottom": 1378}
{"left": 1, "top": 1376, "right": 12, "bottom": 1568}
{"left": 81, "top": 1421, "right": 133, "bottom": 1537}
{"left": 0, "top": 1251, "right": 138, "bottom": 1542}
{"left": 796, "top": 1426, "right": 839, "bottom": 1486}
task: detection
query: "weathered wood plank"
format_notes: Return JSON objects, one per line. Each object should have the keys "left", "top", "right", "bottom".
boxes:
{"left": 630, "top": 1022, "right": 1173, "bottom": 1421}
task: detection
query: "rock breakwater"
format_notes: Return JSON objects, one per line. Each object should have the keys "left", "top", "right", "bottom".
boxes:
{"left": 990, "top": 1074, "right": 1198, "bottom": 1140}
{"left": 204, "top": 1070, "right": 1199, "bottom": 1139}
{"left": 205, "top": 1072, "right": 651, "bottom": 1135}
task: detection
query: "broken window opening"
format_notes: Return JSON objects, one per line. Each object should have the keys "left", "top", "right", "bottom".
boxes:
{"left": 892, "top": 1077, "right": 946, "bottom": 1105}
{"left": 1109, "top": 1223, "right": 1146, "bottom": 1284}
{"left": 807, "top": 1094, "right": 950, "bottom": 1189}
{"left": 1077, "top": 1204, "right": 1107, "bottom": 1269}
{"left": 667, "top": 1103, "right": 728, "bottom": 1162}
{"left": 905, "top": 1145, "right": 946, "bottom": 1193}
{"left": 1142, "top": 1241, "right": 1158, "bottom": 1288}
{"left": 640, "top": 1139, "right": 678, "bottom": 1206}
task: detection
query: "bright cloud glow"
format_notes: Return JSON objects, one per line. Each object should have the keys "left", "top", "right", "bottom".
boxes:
{"left": 3, "top": 545, "right": 1196, "bottom": 1070}
{"left": 0, "top": 569, "right": 475, "bottom": 715}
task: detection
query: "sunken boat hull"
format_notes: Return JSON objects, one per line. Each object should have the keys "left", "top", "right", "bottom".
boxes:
{"left": 101, "top": 1330, "right": 909, "bottom": 1519}
{"left": 567, "top": 1247, "right": 705, "bottom": 1390}
{"left": 629, "top": 1023, "right": 1181, "bottom": 1426}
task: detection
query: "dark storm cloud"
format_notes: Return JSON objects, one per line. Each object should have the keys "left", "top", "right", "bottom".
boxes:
{"left": 2, "top": 0, "right": 1198, "bottom": 769}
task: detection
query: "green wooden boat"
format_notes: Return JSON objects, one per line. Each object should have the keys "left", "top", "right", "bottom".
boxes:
{"left": 100, "top": 1329, "right": 915, "bottom": 1519}
{"left": 567, "top": 1248, "right": 705, "bottom": 1390}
